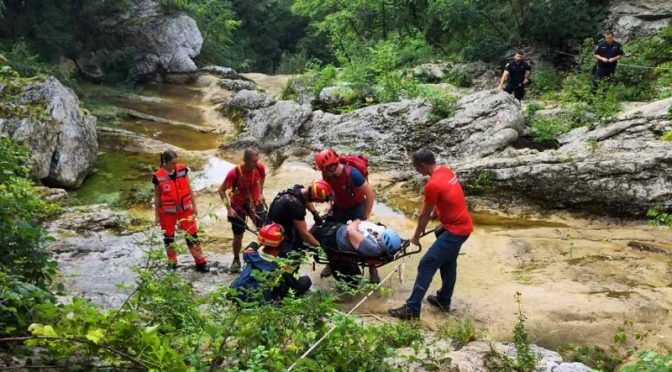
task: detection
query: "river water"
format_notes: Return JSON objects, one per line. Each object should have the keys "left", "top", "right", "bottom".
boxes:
{"left": 70, "top": 74, "right": 672, "bottom": 353}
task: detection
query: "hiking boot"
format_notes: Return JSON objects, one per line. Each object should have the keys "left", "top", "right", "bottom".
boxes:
{"left": 427, "top": 295, "right": 451, "bottom": 312}
{"left": 320, "top": 265, "right": 332, "bottom": 278}
{"left": 167, "top": 262, "right": 177, "bottom": 271}
{"left": 388, "top": 304, "right": 420, "bottom": 320}
{"left": 195, "top": 262, "right": 210, "bottom": 273}
{"left": 229, "top": 259, "right": 241, "bottom": 274}
{"left": 369, "top": 267, "right": 380, "bottom": 284}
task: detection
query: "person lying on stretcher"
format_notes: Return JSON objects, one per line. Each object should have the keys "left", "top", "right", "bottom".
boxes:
{"left": 334, "top": 219, "right": 403, "bottom": 257}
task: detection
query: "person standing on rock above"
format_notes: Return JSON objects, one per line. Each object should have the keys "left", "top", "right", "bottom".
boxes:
{"left": 388, "top": 149, "right": 473, "bottom": 320}
{"left": 153, "top": 149, "right": 209, "bottom": 273}
{"left": 592, "top": 30, "right": 624, "bottom": 93}
{"left": 498, "top": 50, "right": 531, "bottom": 101}
{"left": 267, "top": 181, "right": 333, "bottom": 258}
{"left": 219, "top": 147, "right": 268, "bottom": 273}
{"left": 314, "top": 148, "right": 380, "bottom": 283}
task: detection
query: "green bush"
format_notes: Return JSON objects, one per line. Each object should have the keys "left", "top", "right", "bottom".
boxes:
{"left": 277, "top": 50, "right": 311, "bottom": 74}
{"left": 525, "top": 102, "right": 544, "bottom": 116}
{"left": 621, "top": 350, "right": 672, "bottom": 371}
{"left": 0, "top": 271, "right": 57, "bottom": 336}
{"left": 2, "top": 41, "right": 55, "bottom": 77}
{"left": 419, "top": 86, "right": 457, "bottom": 122}
{"left": 0, "top": 135, "right": 59, "bottom": 288}
{"left": 13, "top": 240, "right": 422, "bottom": 370}
{"left": 647, "top": 207, "right": 672, "bottom": 227}
{"left": 531, "top": 67, "right": 562, "bottom": 95}
{"left": 444, "top": 65, "right": 472, "bottom": 87}
{"left": 530, "top": 116, "right": 571, "bottom": 142}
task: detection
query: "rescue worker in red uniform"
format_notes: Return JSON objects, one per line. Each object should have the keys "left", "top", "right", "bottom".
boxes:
{"left": 314, "top": 148, "right": 379, "bottom": 283}
{"left": 219, "top": 147, "right": 267, "bottom": 273}
{"left": 153, "top": 150, "right": 209, "bottom": 272}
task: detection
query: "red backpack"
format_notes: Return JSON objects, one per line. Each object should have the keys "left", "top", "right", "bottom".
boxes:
{"left": 339, "top": 154, "right": 369, "bottom": 179}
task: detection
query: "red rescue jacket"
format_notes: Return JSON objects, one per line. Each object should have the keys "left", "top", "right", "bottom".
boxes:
{"left": 328, "top": 165, "right": 365, "bottom": 209}
{"left": 155, "top": 164, "right": 193, "bottom": 214}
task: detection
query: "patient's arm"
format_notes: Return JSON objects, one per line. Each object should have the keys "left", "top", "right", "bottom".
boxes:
{"left": 346, "top": 220, "right": 364, "bottom": 250}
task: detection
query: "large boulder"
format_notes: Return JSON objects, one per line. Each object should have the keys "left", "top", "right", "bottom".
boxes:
{"left": 606, "top": 0, "right": 672, "bottom": 40}
{"left": 226, "top": 90, "right": 276, "bottom": 111}
{"left": 235, "top": 100, "right": 313, "bottom": 150}
{"left": 458, "top": 97, "right": 672, "bottom": 215}
{"left": 127, "top": 14, "right": 203, "bottom": 81}
{"left": 0, "top": 76, "right": 97, "bottom": 188}
{"left": 303, "top": 90, "right": 524, "bottom": 165}
{"left": 101, "top": 0, "right": 203, "bottom": 82}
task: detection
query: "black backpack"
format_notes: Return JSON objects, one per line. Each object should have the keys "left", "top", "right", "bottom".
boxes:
{"left": 268, "top": 184, "right": 304, "bottom": 217}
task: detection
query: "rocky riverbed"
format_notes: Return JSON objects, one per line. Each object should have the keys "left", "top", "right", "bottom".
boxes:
{"left": 30, "top": 69, "right": 670, "bottom": 371}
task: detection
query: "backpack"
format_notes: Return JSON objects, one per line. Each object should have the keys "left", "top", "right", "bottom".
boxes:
{"left": 268, "top": 184, "right": 304, "bottom": 216}
{"left": 339, "top": 154, "right": 369, "bottom": 179}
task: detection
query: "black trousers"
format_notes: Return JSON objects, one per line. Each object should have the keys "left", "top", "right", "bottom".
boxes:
{"left": 503, "top": 82, "right": 525, "bottom": 100}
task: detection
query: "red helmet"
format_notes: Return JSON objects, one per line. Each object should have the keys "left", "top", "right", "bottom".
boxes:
{"left": 314, "top": 149, "right": 339, "bottom": 170}
{"left": 258, "top": 223, "right": 284, "bottom": 247}
{"left": 309, "top": 179, "right": 333, "bottom": 202}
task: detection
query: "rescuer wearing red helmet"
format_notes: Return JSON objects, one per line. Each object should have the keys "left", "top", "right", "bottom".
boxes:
{"left": 314, "top": 148, "right": 379, "bottom": 282}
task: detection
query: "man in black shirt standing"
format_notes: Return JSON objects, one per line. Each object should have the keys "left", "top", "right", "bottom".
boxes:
{"left": 498, "top": 50, "right": 531, "bottom": 101}
{"left": 592, "top": 30, "right": 624, "bottom": 92}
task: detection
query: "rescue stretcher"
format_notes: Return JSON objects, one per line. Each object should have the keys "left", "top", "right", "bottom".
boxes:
{"left": 305, "top": 224, "right": 437, "bottom": 281}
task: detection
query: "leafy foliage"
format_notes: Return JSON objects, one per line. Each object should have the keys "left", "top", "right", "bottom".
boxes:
{"left": 4, "top": 236, "right": 421, "bottom": 370}
{"left": 0, "top": 135, "right": 59, "bottom": 288}
{"left": 530, "top": 116, "right": 571, "bottom": 143}
{"left": 530, "top": 67, "right": 562, "bottom": 96}
{"left": 647, "top": 207, "right": 672, "bottom": 228}
{"left": 621, "top": 350, "right": 672, "bottom": 371}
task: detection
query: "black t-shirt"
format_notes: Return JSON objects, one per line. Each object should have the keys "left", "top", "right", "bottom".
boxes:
{"left": 152, "top": 168, "right": 188, "bottom": 185}
{"left": 504, "top": 60, "right": 531, "bottom": 85}
{"left": 594, "top": 41, "right": 624, "bottom": 73}
{"left": 267, "top": 192, "right": 306, "bottom": 240}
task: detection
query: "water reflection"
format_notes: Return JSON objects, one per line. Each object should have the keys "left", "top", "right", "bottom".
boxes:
{"left": 190, "top": 156, "right": 236, "bottom": 191}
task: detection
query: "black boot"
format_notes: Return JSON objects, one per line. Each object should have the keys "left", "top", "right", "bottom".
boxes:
{"left": 196, "top": 262, "right": 210, "bottom": 273}
{"left": 427, "top": 295, "right": 451, "bottom": 312}
{"left": 388, "top": 304, "right": 420, "bottom": 320}
{"left": 167, "top": 262, "right": 177, "bottom": 271}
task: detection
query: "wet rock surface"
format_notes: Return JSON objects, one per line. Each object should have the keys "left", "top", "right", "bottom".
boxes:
{"left": 46, "top": 205, "right": 237, "bottom": 308}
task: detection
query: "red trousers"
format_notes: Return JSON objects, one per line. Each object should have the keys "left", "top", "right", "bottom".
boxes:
{"left": 159, "top": 210, "right": 205, "bottom": 264}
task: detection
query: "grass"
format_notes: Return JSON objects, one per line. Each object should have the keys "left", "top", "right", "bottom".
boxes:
{"left": 437, "top": 315, "right": 481, "bottom": 349}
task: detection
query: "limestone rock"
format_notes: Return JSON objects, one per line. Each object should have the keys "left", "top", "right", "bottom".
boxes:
{"left": 0, "top": 76, "right": 97, "bottom": 188}
{"left": 606, "top": 0, "right": 672, "bottom": 40}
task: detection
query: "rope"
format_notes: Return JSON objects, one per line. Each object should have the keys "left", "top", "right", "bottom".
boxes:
{"left": 286, "top": 259, "right": 406, "bottom": 371}
{"left": 503, "top": 47, "right": 672, "bottom": 71}
{"left": 550, "top": 48, "right": 672, "bottom": 71}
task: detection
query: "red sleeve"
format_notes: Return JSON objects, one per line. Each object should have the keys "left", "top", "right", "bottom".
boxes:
{"left": 424, "top": 182, "right": 438, "bottom": 207}
{"left": 223, "top": 168, "right": 237, "bottom": 189}
{"left": 258, "top": 162, "right": 266, "bottom": 179}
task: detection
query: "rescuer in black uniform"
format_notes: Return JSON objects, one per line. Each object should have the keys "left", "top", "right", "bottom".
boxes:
{"left": 592, "top": 30, "right": 624, "bottom": 92}
{"left": 498, "top": 50, "right": 531, "bottom": 101}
